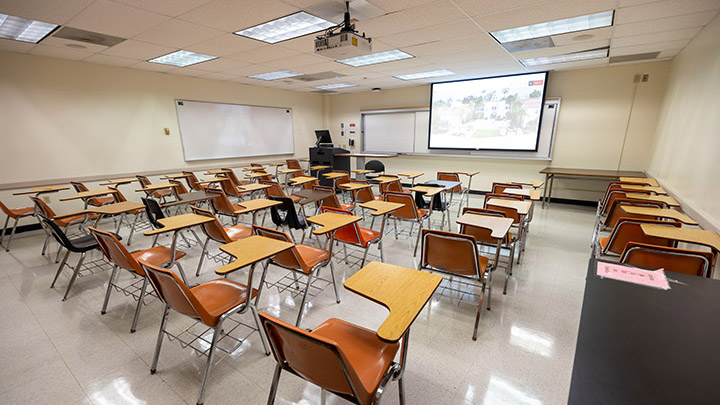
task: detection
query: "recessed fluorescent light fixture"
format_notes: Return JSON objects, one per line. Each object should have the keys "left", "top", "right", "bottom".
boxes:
{"left": 520, "top": 47, "right": 609, "bottom": 67}
{"left": 491, "top": 10, "right": 614, "bottom": 43}
{"left": 394, "top": 69, "right": 454, "bottom": 81}
{"left": 235, "top": 11, "right": 335, "bottom": 44}
{"left": 337, "top": 49, "right": 414, "bottom": 67}
{"left": 312, "top": 83, "right": 358, "bottom": 90}
{"left": 248, "top": 70, "right": 304, "bottom": 81}
{"left": 0, "top": 13, "right": 58, "bottom": 43}
{"left": 148, "top": 50, "right": 217, "bottom": 67}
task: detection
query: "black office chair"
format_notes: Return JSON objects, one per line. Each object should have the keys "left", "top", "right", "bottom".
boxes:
{"left": 365, "top": 160, "right": 385, "bottom": 179}
{"left": 268, "top": 196, "right": 307, "bottom": 243}
{"left": 142, "top": 197, "right": 165, "bottom": 246}
{"left": 42, "top": 217, "right": 102, "bottom": 301}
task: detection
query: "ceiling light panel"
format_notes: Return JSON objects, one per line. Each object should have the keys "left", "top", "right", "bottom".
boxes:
{"left": 312, "top": 83, "right": 358, "bottom": 90}
{"left": 521, "top": 47, "right": 608, "bottom": 67}
{"left": 491, "top": 11, "right": 614, "bottom": 43}
{"left": 235, "top": 12, "right": 335, "bottom": 44}
{"left": 0, "top": 13, "right": 58, "bottom": 43}
{"left": 148, "top": 50, "right": 217, "bottom": 67}
{"left": 337, "top": 49, "right": 414, "bottom": 67}
{"left": 394, "top": 70, "right": 455, "bottom": 80}
{"left": 248, "top": 70, "right": 304, "bottom": 81}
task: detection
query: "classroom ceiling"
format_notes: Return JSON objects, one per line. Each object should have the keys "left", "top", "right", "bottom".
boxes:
{"left": 1, "top": 0, "right": 718, "bottom": 93}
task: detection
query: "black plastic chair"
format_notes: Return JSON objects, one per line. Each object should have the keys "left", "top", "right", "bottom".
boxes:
{"left": 414, "top": 183, "right": 446, "bottom": 212}
{"left": 268, "top": 196, "right": 307, "bottom": 243}
{"left": 142, "top": 197, "right": 165, "bottom": 246}
{"left": 365, "top": 160, "right": 385, "bottom": 174}
{"left": 43, "top": 217, "right": 101, "bottom": 301}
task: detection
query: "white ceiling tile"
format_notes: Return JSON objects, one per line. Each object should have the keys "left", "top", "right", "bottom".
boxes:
{"left": 101, "top": 39, "right": 175, "bottom": 60}
{"left": 473, "top": 0, "right": 617, "bottom": 32}
{"left": 84, "top": 53, "right": 138, "bottom": 67}
{"left": 657, "top": 49, "right": 681, "bottom": 58}
{"left": 611, "top": 27, "right": 701, "bottom": 47}
{"left": 178, "top": 0, "right": 299, "bottom": 32}
{"left": 130, "top": 61, "right": 177, "bottom": 72}
{"left": 609, "top": 40, "right": 691, "bottom": 56}
{"left": 199, "top": 71, "right": 240, "bottom": 81}
{"left": 513, "top": 39, "right": 610, "bottom": 59}
{"left": 356, "top": 1, "right": 469, "bottom": 38}
{"left": 551, "top": 26, "right": 614, "bottom": 46}
{"left": 132, "top": 19, "right": 225, "bottom": 48}
{"left": 290, "top": 61, "right": 346, "bottom": 74}
{"left": 0, "top": 39, "right": 36, "bottom": 54}
{"left": 188, "top": 57, "right": 248, "bottom": 72}
{"left": 613, "top": 11, "right": 718, "bottom": 37}
{"left": 615, "top": 0, "right": 720, "bottom": 25}
{"left": 40, "top": 36, "right": 109, "bottom": 53}
{"left": 618, "top": 0, "right": 657, "bottom": 6}
{"left": 28, "top": 44, "right": 94, "bottom": 60}
{"left": 111, "top": 0, "right": 215, "bottom": 17}
{"left": 261, "top": 53, "right": 332, "bottom": 69}
{"left": 167, "top": 67, "right": 210, "bottom": 76}
{"left": 532, "top": 57, "right": 609, "bottom": 71}
{"left": 452, "top": 0, "right": 548, "bottom": 18}
{"left": 377, "top": 19, "right": 484, "bottom": 48}
{"left": 401, "top": 35, "right": 499, "bottom": 57}
{"left": 365, "top": 0, "right": 437, "bottom": 13}
{"left": 361, "top": 57, "right": 433, "bottom": 72}
{"left": 0, "top": 0, "right": 95, "bottom": 25}
{"left": 275, "top": 35, "right": 321, "bottom": 53}
{"left": 222, "top": 64, "right": 277, "bottom": 76}
{"left": 67, "top": 0, "right": 171, "bottom": 38}
{"left": 226, "top": 45, "right": 301, "bottom": 64}
{"left": 184, "top": 34, "right": 262, "bottom": 57}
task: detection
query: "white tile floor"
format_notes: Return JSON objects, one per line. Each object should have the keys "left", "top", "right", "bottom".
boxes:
{"left": 0, "top": 196, "right": 595, "bottom": 404}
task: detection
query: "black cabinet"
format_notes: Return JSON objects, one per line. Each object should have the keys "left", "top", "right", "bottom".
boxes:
{"left": 309, "top": 147, "right": 349, "bottom": 187}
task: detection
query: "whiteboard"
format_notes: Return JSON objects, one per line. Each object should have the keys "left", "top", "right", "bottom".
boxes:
{"left": 175, "top": 99, "right": 294, "bottom": 161}
{"left": 362, "top": 98, "right": 560, "bottom": 160}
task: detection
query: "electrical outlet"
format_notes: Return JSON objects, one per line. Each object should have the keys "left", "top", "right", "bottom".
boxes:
{"left": 641, "top": 74, "right": 649, "bottom": 82}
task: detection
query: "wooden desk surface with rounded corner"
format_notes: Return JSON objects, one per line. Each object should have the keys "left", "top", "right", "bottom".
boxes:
{"left": 135, "top": 183, "right": 178, "bottom": 192}
{"left": 344, "top": 261, "right": 442, "bottom": 342}
{"left": 487, "top": 198, "right": 532, "bottom": 215}
{"left": 161, "top": 191, "right": 216, "bottom": 208}
{"left": 338, "top": 182, "right": 371, "bottom": 191}
{"left": 457, "top": 213, "right": 514, "bottom": 239}
{"left": 359, "top": 201, "right": 405, "bottom": 216}
{"left": 204, "top": 169, "right": 231, "bottom": 175}
{"left": 269, "top": 162, "right": 285, "bottom": 166}
{"left": 352, "top": 169, "right": 375, "bottom": 174}
{"left": 309, "top": 165, "right": 330, "bottom": 170}
{"left": 373, "top": 176, "right": 401, "bottom": 184}
{"left": 322, "top": 172, "right": 348, "bottom": 179}
{"left": 216, "top": 235, "right": 295, "bottom": 275}
{"left": 625, "top": 193, "right": 679, "bottom": 207}
{"left": 236, "top": 198, "right": 281, "bottom": 214}
{"left": 511, "top": 181, "right": 544, "bottom": 188}
{"left": 619, "top": 185, "right": 666, "bottom": 194}
{"left": 503, "top": 188, "right": 542, "bottom": 201}
{"left": 641, "top": 224, "right": 720, "bottom": 253}
{"left": 620, "top": 177, "right": 658, "bottom": 186}
{"left": 292, "top": 189, "right": 333, "bottom": 205}
{"left": 278, "top": 168, "right": 303, "bottom": 174}
{"left": 307, "top": 212, "right": 361, "bottom": 235}
{"left": 456, "top": 171, "right": 480, "bottom": 177}
{"left": 242, "top": 166, "right": 266, "bottom": 172}
{"left": 620, "top": 206, "right": 697, "bottom": 225}
{"left": 398, "top": 172, "right": 423, "bottom": 179}
{"left": 238, "top": 183, "right": 272, "bottom": 192}
{"left": 409, "top": 186, "right": 444, "bottom": 197}
{"left": 143, "top": 213, "right": 214, "bottom": 236}
{"left": 288, "top": 176, "right": 317, "bottom": 186}
{"left": 60, "top": 189, "right": 117, "bottom": 201}
{"left": 53, "top": 201, "right": 144, "bottom": 220}
{"left": 197, "top": 177, "right": 230, "bottom": 184}
{"left": 162, "top": 173, "right": 190, "bottom": 179}
{"left": 299, "top": 158, "right": 310, "bottom": 162}
{"left": 100, "top": 177, "right": 138, "bottom": 186}
{"left": 13, "top": 185, "right": 70, "bottom": 195}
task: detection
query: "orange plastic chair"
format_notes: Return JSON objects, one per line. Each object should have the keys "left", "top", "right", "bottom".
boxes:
{"left": 321, "top": 206, "right": 383, "bottom": 267}
{"left": 419, "top": 229, "right": 490, "bottom": 340}
{"left": 260, "top": 312, "right": 403, "bottom": 405}
{"left": 140, "top": 260, "right": 269, "bottom": 405}
{"left": 205, "top": 188, "right": 245, "bottom": 224}
{"left": 181, "top": 171, "right": 208, "bottom": 192}
{"left": 600, "top": 198, "right": 664, "bottom": 230}
{"left": 620, "top": 242, "right": 715, "bottom": 278}
{"left": 491, "top": 182, "right": 522, "bottom": 194}
{"left": 438, "top": 172, "right": 469, "bottom": 215}
{"left": 313, "top": 185, "right": 354, "bottom": 211}
{"left": 29, "top": 195, "right": 95, "bottom": 256}
{"left": 262, "top": 180, "right": 300, "bottom": 203}
{"left": 89, "top": 227, "right": 186, "bottom": 332}
{"left": 107, "top": 186, "right": 145, "bottom": 244}
{"left": 136, "top": 175, "right": 172, "bottom": 201}
{"left": 0, "top": 200, "right": 34, "bottom": 251}
{"left": 596, "top": 218, "right": 680, "bottom": 257}
{"left": 71, "top": 181, "right": 115, "bottom": 207}
{"left": 220, "top": 168, "right": 250, "bottom": 188}
{"left": 384, "top": 191, "right": 429, "bottom": 257}
{"left": 286, "top": 159, "right": 302, "bottom": 170}
{"left": 190, "top": 206, "right": 251, "bottom": 276}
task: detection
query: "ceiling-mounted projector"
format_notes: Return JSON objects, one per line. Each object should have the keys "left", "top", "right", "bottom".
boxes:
{"left": 315, "top": 1, "right": 371, "bottom": 58}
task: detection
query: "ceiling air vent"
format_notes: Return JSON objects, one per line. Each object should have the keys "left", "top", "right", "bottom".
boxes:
{"left": 501, "top": 36, "right": 555, "bottom": 53}
{"left": 609, "top": 52, "right": 660, "bottom": 63}
{"left": 293, "top": 71, "right": 345, "bottom": 82}
{"left": 51, "top": 27, "right": 126, "bottom": 47}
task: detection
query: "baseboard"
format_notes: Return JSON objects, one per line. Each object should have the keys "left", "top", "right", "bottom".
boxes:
{"left": 1, "top": 223, "right": 42, "bottom": 237}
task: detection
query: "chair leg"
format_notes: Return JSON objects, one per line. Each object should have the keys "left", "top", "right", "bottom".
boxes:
{"left": 486, "top": 270, "right": 493, "bottom": 311}
{"left": 398, "top": 375, "right": 406, "bottom": 405}
{"left": 343, "top": 244, "right": 349, "bottom": 264}
{"left": 131, "top": 276, "right": 149, "bottom": 333}
{"left": 127, "top": 213, "right": 140, "bottom": 245}
{"left": 250, "top": 304, "right": 271, "bottom": 355}
{"left": 151, "top": 234, "right": 159, "bottom": 247}
{"left": 55, "top": 244, "right": 63, "bottom": 263}
{"left": 196, "top": 237, "right": 210, "bottom": 277}
{"left": 197, "top": 321, "right": 223, "bottom": 405}
{"left": 101, "top": 265, "right": 118, "bottom": 314}
{"left": 0, "top": 215, "right": 9, "bottom": 248}
{"left": 379, "top": 240, "right": 385, "bottom": 262}
{"left": 413, "top": 221, "right": 423, "bottom": 257}
{"left": 151, "top": 305, "right": 170, "bottom": 374}
{"left": 51, "top": 250, "right": 70, "bottom": 288}
{"left": 360, "top": 246, "right": 369, "bottom": 267}
{"left": 329, "top": 261, "right": 341, "bottom": 304}
{"left": 255, "top": 261, "right": 270, "bottom": 307}
{"left": 41, "top": 233, "right": 50, "bottom": 256}
{"left": 267, "top": 363, "right": 283, "bottom": 405}
{"left": 175, "top": 261, "right": 189, "bottom": 286}
{"left": 62, "top": 252, "right": 86, "bottom": 301}
{"left": 295, "top": 272, "right": 315, "bottom": 326}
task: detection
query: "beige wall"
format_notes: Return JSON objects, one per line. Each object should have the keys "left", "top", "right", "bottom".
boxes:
{"left": 326, "top": 62, "right": 671, "bottom": 200}
{"left": 647, "top": 13, "right": 720, "bottom": 231}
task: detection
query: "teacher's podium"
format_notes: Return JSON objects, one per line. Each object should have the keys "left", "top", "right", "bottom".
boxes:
{"left": 310, "top": 147, "right": 349, "bottom": 187}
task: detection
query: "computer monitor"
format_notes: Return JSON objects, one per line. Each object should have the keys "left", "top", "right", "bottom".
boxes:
{"left": 315, "top": 130, "right": 333, "bottom": 146}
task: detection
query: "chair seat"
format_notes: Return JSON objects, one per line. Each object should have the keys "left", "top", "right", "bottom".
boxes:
{"left": 598, "top": 237, "right": 609, "bottom": 251}
{"left": 7, "top": 206, "right": 34, "bottom": 218}
{"left": 153, "top": 189, "right": 172, "bottom": 198}
{"left": 313, "top": 318, "right": 400, "bottom": 404}
{"left": 67, "top": 234, "right": 100, "bottom": 253}
{"left": 417, "top": 208, "right": 429, "bottom": 219}
{"left": 339, "top": 202, "right": 354, "bottom": 211}
{"left": 478, "top": 254, "right": 489, "bottom": 272}
{"left": 335, "top": 227, "right": 381, "bottom": 248}
{"left": 132, "top": 246, "right": 186, "bottom": 267}
{"left": 225, "top": 224, "right": 252, "bottom": 241}
{"left": 56, "top": 213, "right": 98, "bottom": 227}
{"left": 288, "top": 195, "right": 301, "bottom": 203}
{"left": 88, "top": 196, "right": 115, "bottom": 206}
{"left": 190, "top": 278, "right": 257, "bottom": 326}
{"left": 295, "top": 244, "right": 330, "bottom": 272}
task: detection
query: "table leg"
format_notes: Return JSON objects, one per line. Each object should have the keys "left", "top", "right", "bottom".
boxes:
{"left": 542, "top": 173, "right": 550, "bottom": 208}
{"left": 466, "top": 175, "right": 473, "bottom": 208}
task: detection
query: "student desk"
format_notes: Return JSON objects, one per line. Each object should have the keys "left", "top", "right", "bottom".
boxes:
{"left": 619, "top": 177, "right": 658, "bottom": 186}
{"left": 398, "top": 172, "right": 423, "bottom": 186}
{"left": 204, "top": 169, "right": 231, "bottom": 175}
{"left": 373, "top": 176, "right": 401, "bottom": 185}
{"left": 351, "top": 169, "right": 375, "bottom": 180}
{"left": 409, "top": 185, "right": 447, "bottom": 229}
{"left": 293, "top": 189, "right": 333, "bottom": 206}
{"left": 503, "top": 188, "right": 542, "bottom": 201}
{"left": 539, "top": 167, "right": 646, "bottom": 207}
{"left": 456, "top": 171, "right": 479, "bottom": 206}
{"left": 457, "top": 213, "right": 514, "bottom": 240}
{"left": 60, "top": 189, "right": 117, "bottom": 209}
{"left": 135, "top": 183, "right": 179, "bottom": 193}
{"left": 55, "top": 201, "right": 144, "bottom": 236}
{"left": 162, "top": 173, "right": 191, "bottom": 180}
{"left": 196, "top": 177, "right": 230, "bottom": 185}
{"left": 338, "top": 182, "right": 371, "bottom": 204}
{"left": 619, "top": 185, "right": 666, "bottom": 194}
{"left": 244, "top": 172, "right": 273, "bottom": 182}
{"left": 242, "top": 166, "right": 266, "bottom": 172}
{"left": 487, "top": 198, "right": 532, "bottom": 260}
{"left": 161, "top": 191, "right": 216, "bottom": 208}
{"left": 235, "top": 198, "right": 281, "bottom": 225}
{"left": 14, "top": 185, "right": 70, "bottom": 196}
{"left": 100, "top": 177, "right": 137, "bottom": 186}
{"left": 619, "top": 206, "right": 697, "bottom": 225}
{"left": 568, "top": 258, "right": 720, "bottom": 404}
{"left": 238, "top": 183, "right": 271, "bottom": 193}
{"left": 624, "top": 193, "right": 679, "bottom": 207}
{"left": 511, "top": 181, "right": 544, "bottom": 189}
{"left": 307, "top": 211, "right": 361, "bottom": 236}
{"left": 288, "top": 176, "right": 317, "bottom": 187}
{"left": 215, "top": 235, "right": 294, "bottom": 276}
{"left": 641, "top": 224, "right": 720, "bottom": 254}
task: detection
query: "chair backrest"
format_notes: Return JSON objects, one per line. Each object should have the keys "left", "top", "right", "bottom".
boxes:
{"left": 141, "top": 197, "right": 165, "bottom": 229}
{"left": 89, "top": 227, "right": 144, "bottom": 275}
{"left": 259, "top": 312, "right": 368, "bottom": 404}
{"left": 190, "top": 206, "right": 232, "bottom": 243}
{"left": 313, "top": 185, "right": 341, "bottom": 209}
{"left": 253, "top": 225, "right": 307, "bottom": 271}
{"left": 352, "top": 180, "right": 376, "bottom": 203}
{"left": 437, "top": 172, "right": 463, "bottom": 193}
{"left": 602, "top": 188, "right": 652, "bottom": 215}
{"left": 603, "top": 218, "right": 681, "bottom": 255}
{"left": 0, "top": 201, "right": 17, "bottom": 216}
{"left": 40, "top": 217, "right": 94, "bottom": 253}
{"left": 109, "top": 186, "right": 126, "bottom": 203}
{"left": 365, "top": 160, "right": 385, "bottom": 174}
{"left": 268, "top": 196, "right": 306, "bottom": 230}
{"left": 601, "top": 182, "right": 648, "bottom": 207}
{"left": 380, "top": 178, "right": 403, "bottom": 194}
{"left": 169, "top": 179, "right": 189, "bottom": 198}
{"left": 205, "top": 188, "right": 235, "bottom": 216}
{"left": 485, "top": 202, "right": 520, "bottom": 223}
{"left": 491, "top": 182, "right": 522, "bottom": 194}
{"left": 460, "top": 207, "right": 511, "bottom": 243}
{"left": 182, "top": 171, "right": 203, "bottom": 190}
{"left": 29, "top": 195, "right": 57, "bottom": 218}
{"left": 620, "top": 242, "right": 714, "bottom": 277}
{"left": 302, "top": 179, "right": 319, "bottom": 190}
{"left": 286, "top": 159, "right": 302, "bottom": 170}
{"left": 321, "top": 207, "right": 361, "bottom": 244}
{"left": 251, "top": 163, "right": 264, "bottom": 167}
{"left": 218, "top": 176, "right": 241, "bottom": 198}
{"left": 384, "top": 191, "right": 421, "bottom": 220}
{"left": 71, "top": 181, "right": 89, "bottom": 193}
{"left": 603, "top": 198, "right": 664, "bottom": 229}
{"left": 220, "top": 169, "right": 243, "bottom": 187}
{"left": 136, "top": 175, "right": 152, "bottom": 187}
{"left": 420, "top": 229, "right": 482, "bottom": 278}
{"left": 483, "top": 193, "right": 522, "bottom": 207}
{"left": 262, "top": 181, "right": 286, "bottom": 199}
{"left": 139, "top": 260, "right": 212, "bottom": 324}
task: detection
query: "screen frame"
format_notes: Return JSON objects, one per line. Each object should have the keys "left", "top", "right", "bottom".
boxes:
{"left": 428, "top": 71, "right": 549, "bottom": 152}
{"left": 314, "top": 129, "right": 333, "bottom": 145}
